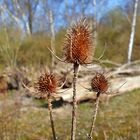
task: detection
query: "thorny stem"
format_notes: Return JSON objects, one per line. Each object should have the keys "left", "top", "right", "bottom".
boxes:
{"left": 88, "top": 92, "right": 100, "bottom": 140}
{"left": 71, "top": 63, "right": 79, "bottom": 140}
{"left": 47, "top": 94, "right": 56, "bottom": 140}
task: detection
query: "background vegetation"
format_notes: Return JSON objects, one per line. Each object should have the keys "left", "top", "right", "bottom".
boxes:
{"left": 0, "top": 0, "right": 139, "bottom": 70}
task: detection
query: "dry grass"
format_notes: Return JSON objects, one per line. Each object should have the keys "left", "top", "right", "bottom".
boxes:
{"left": 0, "top": 95, "right": 21, "bottom": 140}
{"left": 0, "top": 88, "right": 139, "bottom": 140}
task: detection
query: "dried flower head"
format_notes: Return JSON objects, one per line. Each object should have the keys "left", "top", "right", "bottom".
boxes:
{"left": 91, "top": 73, "right": 108, "bottom": 94}
{"left": 36, "top": 73, "right": 57, "bottom": 97}
{"left": 63, "top": 18, "right": 93, "bottom": 64}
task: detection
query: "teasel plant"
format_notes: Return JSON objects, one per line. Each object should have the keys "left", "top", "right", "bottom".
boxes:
{"left": 36, "top": 72, "right": 58, "bottom": 140}
{"left": 22, "top": 69, "right": 70, "bottom": 140}
{"left": 22, "top": 72, "right": 60, "bottom": 140}
{"left": 64, "top": 18, "right": 94, "bottom": 140}
{"left": 88, "top": 73, "right": 108, "bottom": 140}
{"left": 79, "top": 72, "right": 126, "bottom": 139}
{"left": 47, "top": 18, "right": 93, "bottom": 140}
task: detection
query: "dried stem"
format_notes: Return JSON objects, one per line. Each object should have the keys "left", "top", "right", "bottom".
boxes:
{"left": 47, "top": 94, "right": 56, "bottom": 140}
{"left": 71, "top": 63, "right": 79, "bottom": 140}
{"left": 88, "top": 92, "right": 100, "bottom": 140}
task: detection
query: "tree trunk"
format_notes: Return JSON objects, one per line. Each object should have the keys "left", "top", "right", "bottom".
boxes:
{"left": 93, "top": 0, "right": 97, "bottom": 48}
{"left": 24, "top": 21, "right": 31, "bottom": 36}
{"left": 81, "top": 0, "right": 85, "bottom": 17}
{"left": 65, "top": 0, "right": 69, "bottom": 25}
{"left": 127, "top": 0, "right": 138, "bottom": 63}
{"left": 49, "top": 9, "right": 55, "bottom": 71}
{"left": 27, "top": 0, "right": 33, "bottom": 35}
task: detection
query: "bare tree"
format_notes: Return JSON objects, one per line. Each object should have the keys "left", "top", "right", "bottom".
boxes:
{"left": 93, "top": 0, "right": 97, "bottom": 48}
{"left": 81, "top": 0, "right": 86, "bottom": 17}
{"left": 26, "top": 0, "right": 39, "bottom": 34}
{"left": 48, "top": 9, "right": 56, "bottom": 71}
{"left": 64, "top": 0, "right": 69, "bottom": 25}
{"left": 41, "top": 0, "right": 57, "bottom": 70}
{"left": 63, "top": 0, "right": 81, "bottom": 25}
{"left": 0, "top": 0, "right": 39, "bottom": 35}
{"left": 127, "top": 0, "right": 139, "bottom": 63}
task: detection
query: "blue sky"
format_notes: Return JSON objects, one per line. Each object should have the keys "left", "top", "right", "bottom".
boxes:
{"left": 0, "top": 0, "right": 129, "bottom": 32}
{"left": 53, "top": 0, "right": 127, "bottom": 28}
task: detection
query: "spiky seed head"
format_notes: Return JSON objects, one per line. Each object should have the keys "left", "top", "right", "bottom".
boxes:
{"left": 63, "top": 18, "right": 93, "bottom": 64}
{"left": 36, "top": 73, "right": 57, "bottom": 96}
{"left": 91, "top": 73, "right": 108, "bottom": 94}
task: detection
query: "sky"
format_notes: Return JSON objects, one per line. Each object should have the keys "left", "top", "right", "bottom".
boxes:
{"left": 54, "top": 0, "right": 128, "bottom": 28}
{"left": 0, "top": 0, "right": 129, "bottom": 32}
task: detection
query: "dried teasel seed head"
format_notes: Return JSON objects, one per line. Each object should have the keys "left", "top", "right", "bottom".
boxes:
{"left": 36, "top": 73, "right": 57, "bottom": 97}
{"left": 63, "top": 18, "right": 93, "bottom": 64}
{"left": 91, "top": 73, "right": 108, "bottom": 94}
